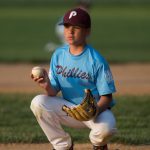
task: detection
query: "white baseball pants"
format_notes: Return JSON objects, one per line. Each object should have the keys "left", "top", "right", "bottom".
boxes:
{"left": 30, "top": 95, "right": 117, "bottom": 150}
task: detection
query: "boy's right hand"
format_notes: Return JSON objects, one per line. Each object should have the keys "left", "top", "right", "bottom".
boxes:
{"left": 31, "top": 67, "right": 50, "bottom": 90}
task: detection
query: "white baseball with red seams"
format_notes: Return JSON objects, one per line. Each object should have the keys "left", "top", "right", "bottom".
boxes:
{"left": 31, "top": 66, "right": 44, "bottom": 78}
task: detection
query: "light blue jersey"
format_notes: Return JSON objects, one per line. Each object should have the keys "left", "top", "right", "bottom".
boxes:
{"left": 49, "top": 44, "right": 116, "bottom": 107}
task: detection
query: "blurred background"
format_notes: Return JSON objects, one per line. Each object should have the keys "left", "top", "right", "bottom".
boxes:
{"left": 0, "top": 0, "right": 150, "bottom": 149}
{"left": 0, "top": 0, "right": 150, "bottom": 63}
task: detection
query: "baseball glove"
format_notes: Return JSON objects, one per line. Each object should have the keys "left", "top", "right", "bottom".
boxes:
{"left": 62, "top": 89, "right": 97, "bottom": 121}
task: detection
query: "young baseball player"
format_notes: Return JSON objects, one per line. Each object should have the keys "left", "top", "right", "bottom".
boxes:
{"left": 31, "top": 8, "right": 117, "bottom": 150}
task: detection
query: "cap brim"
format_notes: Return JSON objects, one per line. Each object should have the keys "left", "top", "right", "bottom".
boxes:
{"left": 58, "top": 22, "right": 89, "bottom": 28}
{"left": 58, "top": 22, "right": 74, "bottom": 26}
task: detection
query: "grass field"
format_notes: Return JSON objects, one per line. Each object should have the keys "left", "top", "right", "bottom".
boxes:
{"left": 0, "top": 94, "right": 150, "bottom": 145}
{"left": 0, "top": 4, "right": 150, "bottom": 63}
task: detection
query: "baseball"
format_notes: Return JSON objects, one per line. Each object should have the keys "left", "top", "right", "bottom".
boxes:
{"left": 31, "top": 66, "right": 45, "bottom": 78}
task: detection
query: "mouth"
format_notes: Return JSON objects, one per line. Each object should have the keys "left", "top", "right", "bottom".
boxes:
{"left": 67, "top": 36, "right": 73, "bottom": 40}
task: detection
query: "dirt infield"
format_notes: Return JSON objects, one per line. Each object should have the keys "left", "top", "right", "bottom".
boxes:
{"left": 0, "top": 63, "right": 150, "bottom": 95}
{"left": 0, "top": 143, "right": 150, "bottom": 150}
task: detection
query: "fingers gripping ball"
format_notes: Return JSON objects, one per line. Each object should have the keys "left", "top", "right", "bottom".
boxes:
{"left": 62, "top": 89, "right": 97, "bottom": 121}
{"left": 31, "top": 66, "right": 45, "bottom": 78}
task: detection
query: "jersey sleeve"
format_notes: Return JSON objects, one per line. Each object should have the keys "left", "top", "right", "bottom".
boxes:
{"left": 48, "top": 54, "right": 61, "bottom": 92}
{"left": 95, "top": 60, "right": 116, "bottom": 95}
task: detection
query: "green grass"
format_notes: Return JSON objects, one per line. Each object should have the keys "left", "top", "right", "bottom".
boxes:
{"left": 0, "top": 94, "right": 150, "bottom": 145}
{"left": 0, "top": 5, "right": 150, "bottom": 63}
{"left": 111, "top": 96, "right": 150, "bottom": 145}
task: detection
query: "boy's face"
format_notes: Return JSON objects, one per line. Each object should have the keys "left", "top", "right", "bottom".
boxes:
{"left": 64, "top": 24, "right": 90, "bottom": 46}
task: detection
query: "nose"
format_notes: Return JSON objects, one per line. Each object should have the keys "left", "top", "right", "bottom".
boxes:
{"left": 68, "top": 26, "right": 74, "bottom": 34}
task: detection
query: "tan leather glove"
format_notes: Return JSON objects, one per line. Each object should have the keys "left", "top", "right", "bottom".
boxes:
{"left": 62, "top": 89, "right": 97, "bottom": 121}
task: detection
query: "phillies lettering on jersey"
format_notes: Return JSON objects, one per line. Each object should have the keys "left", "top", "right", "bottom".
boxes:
{"left": 56, "top": 65, "right": 92, "bottom": 80}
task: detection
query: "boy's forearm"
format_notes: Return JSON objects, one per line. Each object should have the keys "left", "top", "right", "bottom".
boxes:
{"left": 45, "top": 83, "right": 58, "bottom": 96}
{"left": 96, "top": 94, "right": 112, "bottom": 114}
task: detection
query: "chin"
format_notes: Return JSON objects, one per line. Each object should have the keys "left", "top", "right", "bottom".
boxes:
{"left": 67, "top": 41, "right": 74, "bottom": 45}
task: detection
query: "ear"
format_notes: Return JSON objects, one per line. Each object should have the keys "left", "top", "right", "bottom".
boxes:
{"left": 86, "top": 28, "right": 91, "bottom": 36}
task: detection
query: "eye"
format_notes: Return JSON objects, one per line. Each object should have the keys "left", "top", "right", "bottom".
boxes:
{"left": 74, "top": 26, "right": 81, "bottom": 29}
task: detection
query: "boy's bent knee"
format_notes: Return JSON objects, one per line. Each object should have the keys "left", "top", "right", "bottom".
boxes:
{"left": 30, "top": 95, "right": 47, "bottom": 119}
{"left": 89, "top": 124, "right": 117, "bottom": 146}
